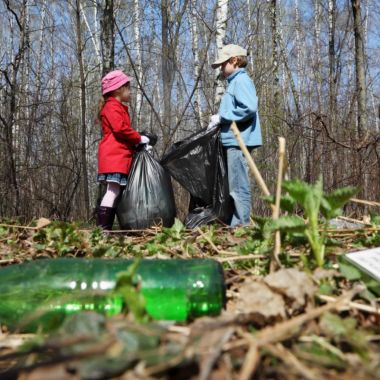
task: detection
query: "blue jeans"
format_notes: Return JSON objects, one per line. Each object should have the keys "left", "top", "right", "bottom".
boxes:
{"left": 226, "top": 147, "right": 251, "bottom": 226}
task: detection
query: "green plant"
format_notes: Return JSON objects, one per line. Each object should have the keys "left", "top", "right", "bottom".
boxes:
{"left": 113, "top": 259, "right": 149, "bottom": 323}
{"left": 265, "top": 177, "right": 358, "bottom": 267}
{"left": 33, "top": 221, "right": 88, "bottom": 256}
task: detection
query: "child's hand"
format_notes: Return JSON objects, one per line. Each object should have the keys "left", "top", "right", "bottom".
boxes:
{"left": 207, "top": 114, "right": 221, "bottom": 130}
{"left": 140, "top": 135, "right": 150, "bottom": 144}
{"left": 140, "top": 131, "right": 158, "bottom": 146}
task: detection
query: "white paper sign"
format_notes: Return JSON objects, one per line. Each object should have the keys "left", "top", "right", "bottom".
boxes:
{"left": 345, "top": 247, "right": 380, "bottom": 282}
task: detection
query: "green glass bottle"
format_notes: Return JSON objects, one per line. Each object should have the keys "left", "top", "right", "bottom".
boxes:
{"left": 0, "top": 258, "right": 225, "bottom": 332}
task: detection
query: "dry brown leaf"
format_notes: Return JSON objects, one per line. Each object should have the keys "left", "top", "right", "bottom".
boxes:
{"left": 235, "top": 281, "right": 286, "bottom": 326}
{"left": 36, "top": 218, "right": 51, "bottom": 229}
{"left": 312, "top": 267, "right": 341, "bottom": 281}
{"left": 21, "top": 363, "right": 80, "bottom": 380}
{"left": 264, "top": 268, "right": 315, "bottom": 311}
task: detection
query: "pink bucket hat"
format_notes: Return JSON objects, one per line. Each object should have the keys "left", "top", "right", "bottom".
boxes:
{"left": 101, "top": 70, "right": 131, "bottom": 95}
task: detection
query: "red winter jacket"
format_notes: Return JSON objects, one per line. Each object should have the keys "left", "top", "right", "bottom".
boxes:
{"left": 98, "top": 97, "right": 141, "bottom": 175}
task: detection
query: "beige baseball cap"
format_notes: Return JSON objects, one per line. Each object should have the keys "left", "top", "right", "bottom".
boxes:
{"left": 212, "top": 44, "right": 247, "bottom": 68}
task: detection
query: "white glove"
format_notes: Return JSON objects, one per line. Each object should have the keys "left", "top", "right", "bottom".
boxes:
{"left": 140, "top": 135, "right": 150, "bottom": 144}
{"left": 207, "top": 114, "right": 221, "bottom": 130}
{"left": 144, "top": 144, "right": 153, "bottom": 153}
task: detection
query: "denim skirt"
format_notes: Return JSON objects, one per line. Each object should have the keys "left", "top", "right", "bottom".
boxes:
{"left": 97, "top": 173, "right": 128, "bottom": 186}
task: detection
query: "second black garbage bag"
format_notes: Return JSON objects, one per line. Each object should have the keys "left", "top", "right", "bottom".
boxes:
{"left": 117, "top": 150, "right": 176, "bottom": 229}
{"left": 161, "top": 127, "right": 233, "bottom": 228}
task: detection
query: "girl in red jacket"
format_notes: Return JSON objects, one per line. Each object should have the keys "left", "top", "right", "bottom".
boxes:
{"left": 97, "top": 70, "right": 149, "bottom": 230}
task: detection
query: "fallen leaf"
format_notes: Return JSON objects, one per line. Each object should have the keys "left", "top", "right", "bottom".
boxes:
{"left": 264, "top": 268, "right": 315, "bottom": 311}
{"left": 235, "top": 281, "right": 286, "bottom": 326}
{"left": 36, "top": 218, "right": 51, "bottom": 229}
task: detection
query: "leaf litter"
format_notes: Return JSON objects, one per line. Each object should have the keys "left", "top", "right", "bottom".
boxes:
{"left": 0, "top": 219, "right": 379, "bottom": 379}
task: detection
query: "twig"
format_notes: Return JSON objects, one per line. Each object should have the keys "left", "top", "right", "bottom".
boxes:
{"left": 298, "top": 335, "right": 347, "bottom": 361}
{"left": 271, "top": 137, "right": 286, "bottom": 271}
{"left": 254, "top": 286, "right": 363, "bottom": 346}
{"left": 234, "top": 286, "right": 363, "bottom": 380}
{"left": 265, "top": 342, "right": 319, "bottom": 380}
{"left": 0, "top": 259, "right": 18, "bottom": 265}
{"left": 350, "top": 198, "right": 380, "bottom": 208}
{"left": 337, "top": 215, "right": 372, "bottom": 226}
{"left": 324, "top": 227, "right": 380, "bottom": 233}
{"left": 0, "top": 334, "right": 35, "bottom": 350}
{"left": 196, "top": 227, "right": 223, "bottom": 255}
{"left": 238, "top": 335, "right": 259, "bottom": 380}
{"left": 317, "top": 294, "right": 380, "bottom": 315}
{"left": 0, "top": 223, "right": 37, "bottom": 230}
{"left": 216, "top": 254, "right": 267, "bottom": 263}
{"left": 230, "top": 122, "right": 271, "bottom": 199}
{"left": 199, "top": 328, "right": 234, "bottom": 380}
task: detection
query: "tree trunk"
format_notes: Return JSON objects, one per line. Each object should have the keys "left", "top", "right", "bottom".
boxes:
{"left": 351, "top": 0, "right": 367, "bottom": 139}
{"left": 351, "top": 0, "right": 368, "bottom": 206}
{"left": 100, "top": 0, "right": 115, "bottom": 76}
{"left": 214, "top": 0, "right": 228, "bottom": 108}
{"left": 75, "top": 0, "right": 90, "bottom": 219}
{"left": 1, "top": 0, "right": 30, "bottom": 215}
{"left": 269, "top": 0, "right": 280, "bottom": 111}
{"left": 189, "top": 0, "right": 203, "bottom": 126}
{"left": 133, "top": 0, "right": 143, "bottom": 125}
{"left": 161, "top": 0, "right": 175, "bottom": 140}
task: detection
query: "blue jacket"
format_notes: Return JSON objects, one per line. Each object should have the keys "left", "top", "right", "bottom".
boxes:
{"left": 219, "top": 68, "right": 262, "bottom": 148}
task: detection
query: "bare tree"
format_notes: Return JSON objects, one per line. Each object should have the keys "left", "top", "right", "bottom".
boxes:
{"left": 0, "top": 0, "right": 29, "bottom": 215}
{"left": 160, "top": 0, "right": 189, "bottom": 145}
{"left": 351, "top": 0, "right": 367, "bottom": 138}
{"left": 100, "top": 0, "right": 114, "bottom": 76}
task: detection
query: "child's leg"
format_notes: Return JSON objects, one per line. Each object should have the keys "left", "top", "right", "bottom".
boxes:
{"left": 97, "top": 182, "right": 121, "bottom": 229}
{"left": 100, "top": 182, "right": 121, "bottom": 207}
{"left": 226, "top": 147, "right": 251, "bottom": 226}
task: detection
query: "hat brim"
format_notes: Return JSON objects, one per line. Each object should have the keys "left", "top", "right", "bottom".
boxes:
{"left": 102, "top": 76, "right": 131, "bottom": 95}
{"left": 211, "top": 59, "right": 227, "bottom": 69}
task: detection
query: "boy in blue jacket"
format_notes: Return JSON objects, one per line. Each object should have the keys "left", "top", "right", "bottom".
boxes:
{"left": 208, "top": 44, "right": 262, "bottom": 226}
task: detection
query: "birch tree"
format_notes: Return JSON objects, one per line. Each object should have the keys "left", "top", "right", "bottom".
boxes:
{"left": 74, "top": 0, "right": 90, "bottom": 218}
{"left": 133, "top": 0, "right": 143, "bottom": 124}
{"left": 214, "top": 0, "right": 228, "bottom": 107}
{"left": 189, "top": 0, "right": 202, "bottom": 124}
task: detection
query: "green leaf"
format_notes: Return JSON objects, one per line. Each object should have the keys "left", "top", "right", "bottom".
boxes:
{"left": 294, "top": 342, "right": 346, "bottom": 369}
{"left": 113, "top": 259, "right": 149, "bottom": 322}
{"left": 279, "top": 194, "right": 297, "bottom": 213}
{"left": 369, "top": 211, "right": 380, "bottom": 226}
{"left": 321, "top": 186, "right": 358, "bottom": 219}
{"left": 282, "top": 179, "right": 311, "bottom": 205}
{"left": 318, "top": 282, "right": 335, "bottom": 296}
{"left": 338, "top": 261, "right": 362, "bottom": 281}
{"left": 265, "top": 215, "right": 307, "bottom": 234}
{"left": 252, "top": 216, "right": 271, "bottom": 230}
{"left": 320, "top": 312, "right": 356, "bottom": 337}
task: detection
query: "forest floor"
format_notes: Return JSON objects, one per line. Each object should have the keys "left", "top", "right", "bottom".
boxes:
{"left": 0, "top": 217, "right": 379, "bottom": 380}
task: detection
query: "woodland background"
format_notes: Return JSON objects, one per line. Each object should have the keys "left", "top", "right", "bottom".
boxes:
{"left": 0, "top": 0, "right": 379, "bottom": 222}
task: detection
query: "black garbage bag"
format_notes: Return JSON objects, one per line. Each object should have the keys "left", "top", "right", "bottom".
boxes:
{"left": 161, "top": 126, "right": 232, "bottom": 228}
{"left": 117, "top": 150, "right": 176, "bottom": 229}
